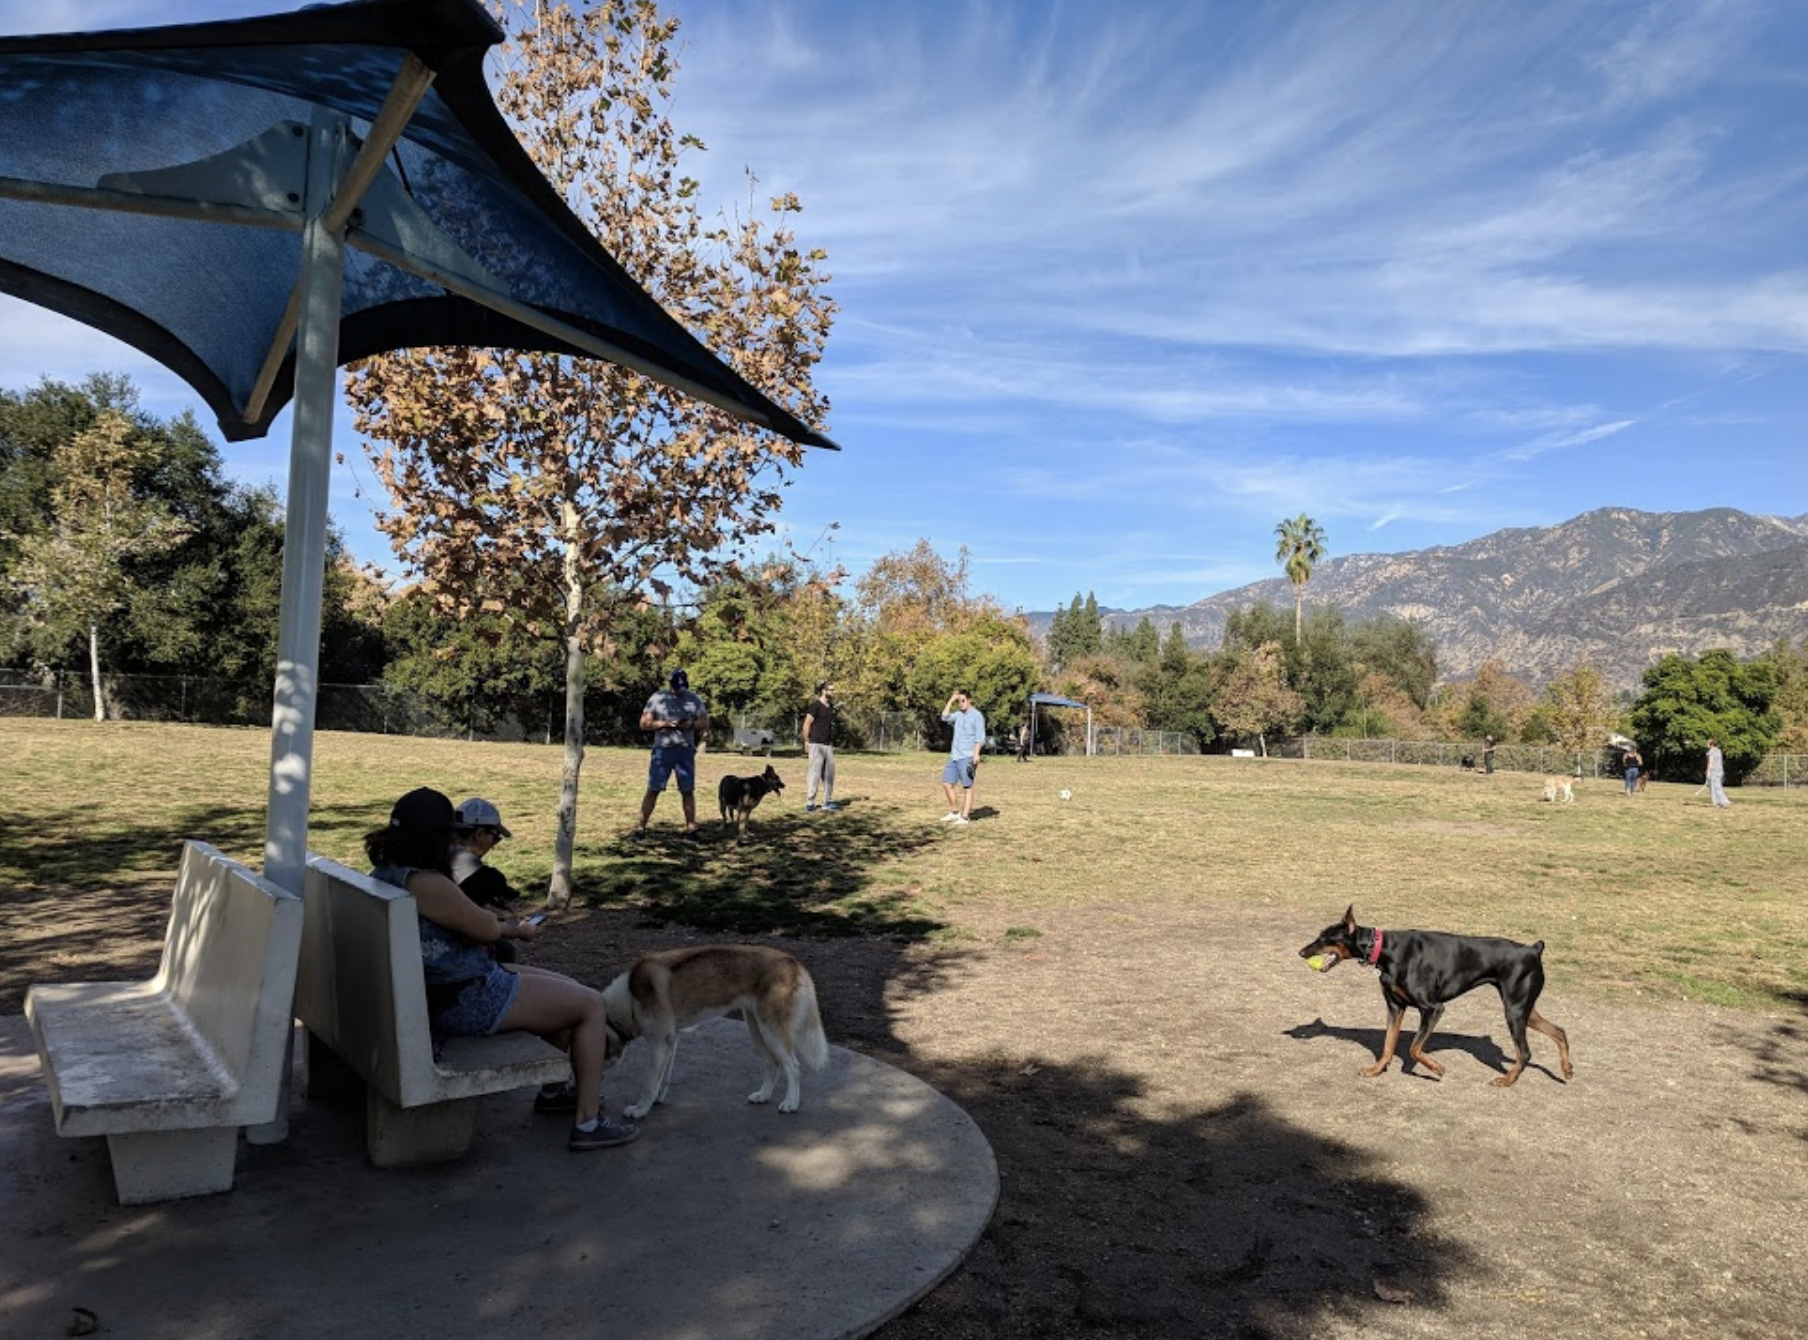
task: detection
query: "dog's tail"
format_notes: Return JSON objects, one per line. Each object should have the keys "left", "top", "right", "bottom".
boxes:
{"left": 792, "top": 969, "right": 830, "bottom": 1071}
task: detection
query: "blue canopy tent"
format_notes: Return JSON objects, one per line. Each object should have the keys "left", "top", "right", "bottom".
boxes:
{"left": 0, "top": 0, "right": 837, "bottom": 1140}
{"left": 0, "top": 0, "right": 835, "bottom": 897}
{"left": 1027, "top": 691, "right": 1092, "bottom": 757}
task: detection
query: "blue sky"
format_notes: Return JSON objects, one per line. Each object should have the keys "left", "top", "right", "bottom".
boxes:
{"left": 5, "top": 0, "right": 1807, "bottom": 615}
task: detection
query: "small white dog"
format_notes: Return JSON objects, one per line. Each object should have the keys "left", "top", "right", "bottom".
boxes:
{"left": 601, "top": 945, "right": 829, "bottom": 1118}
{"left": 1541, "top": 776, "right": 1575, "bottom": 803}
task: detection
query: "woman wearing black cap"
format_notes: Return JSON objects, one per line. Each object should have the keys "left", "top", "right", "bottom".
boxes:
{"left": 365, "top": 787, "right": 637, "bottom": 1151}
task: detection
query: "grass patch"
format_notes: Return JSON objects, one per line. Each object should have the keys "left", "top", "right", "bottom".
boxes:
{"left": 4, "top": 720, "right": 1807, "bottom": 1008}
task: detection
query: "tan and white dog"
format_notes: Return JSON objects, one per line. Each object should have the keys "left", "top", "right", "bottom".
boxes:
{"left": 601, "top": 945, "right": 829, "bottom": 1118}
{"left": 1541, "top": 776, "right": 1575, "bottom": 803}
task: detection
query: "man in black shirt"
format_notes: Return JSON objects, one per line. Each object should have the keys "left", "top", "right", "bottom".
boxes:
{"left": 802, "top": 682, "right": 839, "bottom": 812}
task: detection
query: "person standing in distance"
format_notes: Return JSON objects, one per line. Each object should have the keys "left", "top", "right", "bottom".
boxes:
{"left": 631, "top": 669, "right": 709, "bottom": 841}
{"left": 939, "top": 689, "right": 986, "bottom": 824}
{"left": 802, "top": 681, "right": 839, "bottom": 812}
{"left": 1706, "top": 737, "right": 1732, "bottom": 808}
{"left": 1482, "top": 733, "right": 1497, "bottom": 776}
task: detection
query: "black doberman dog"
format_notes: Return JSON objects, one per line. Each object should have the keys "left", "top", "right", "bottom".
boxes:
{"left": 718, "top": 764, "right": 785, "bottom": 839}
{"left": 1298, "top": 905, "right": 1574, "bottom": 1087}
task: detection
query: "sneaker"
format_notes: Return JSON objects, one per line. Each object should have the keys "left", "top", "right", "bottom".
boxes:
{"left": 534, "top": 1081, "right": 579, "bottom": 1114}
{"left": 805, "top": 803, "right": 819, "bottom": 812}
{"left": 568, "top": 1115, "right": 639, "bottom": 1151}
{"left": 626, "top": 828, "right": 647, "bottom": 843}
{"left": 822, "top": 802, "right": 840, "bottom": 813}
{"left": 940, "top": 811, "right": 961, "bottom": 823}
{"left": 681, "top": 829, "right": 701, "bottom": 843}
{"left": 951, "top": 814, "right": 971, "bottom": 825}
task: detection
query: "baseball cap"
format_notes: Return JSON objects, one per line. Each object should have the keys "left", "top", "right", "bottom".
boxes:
{"left": 389, "top": 786, "right": 457, "bottom": 830}
{"left": 670, "top": 668, "right": 689, "bottom": 690}
{"left": 456, "top": 797, "right": 512, "bottom": 838}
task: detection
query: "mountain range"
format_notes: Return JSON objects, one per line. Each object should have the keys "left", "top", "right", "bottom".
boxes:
{"left": 1034, "top": 507, "right": 1808, "bottom": 690}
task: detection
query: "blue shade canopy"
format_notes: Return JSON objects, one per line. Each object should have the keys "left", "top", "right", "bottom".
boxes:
{"left": 0, "top": 0, "right": 836, "bottom": 449}
{"left": 1029, "top": 692, "right": 1089, "bottom": 710}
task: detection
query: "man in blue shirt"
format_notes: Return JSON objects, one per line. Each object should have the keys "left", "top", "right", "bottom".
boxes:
{"left": 939, "top": 689, "right": 986, "bottom": 824}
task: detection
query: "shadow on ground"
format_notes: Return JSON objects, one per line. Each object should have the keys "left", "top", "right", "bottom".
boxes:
{"left": 1738, "top": 990, "right": 1808, "bottom": 1141}
{"left": 578, "top": 801, "right": 947, "bottom": 938}
{"left": 878, "top": 1052, "right": 1467, "bottom": 1338}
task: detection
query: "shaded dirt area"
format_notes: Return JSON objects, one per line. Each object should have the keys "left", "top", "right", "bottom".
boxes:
{"left": 6, "top": 880, "right": 1806, "bottom": 1339}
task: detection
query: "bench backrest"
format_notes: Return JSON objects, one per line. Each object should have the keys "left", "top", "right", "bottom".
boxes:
{"left": 152, "top": 840, "right": 304, "bottom": 1097}
{"left": 296, "top": 854, "right": 439, "bottom": 1107}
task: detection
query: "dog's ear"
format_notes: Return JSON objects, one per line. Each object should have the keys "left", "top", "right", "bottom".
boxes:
{"left": 1342, "top": 904, "right": 1356, "bottom": 931}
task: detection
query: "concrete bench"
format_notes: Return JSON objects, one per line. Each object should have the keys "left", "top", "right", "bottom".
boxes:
{"left": 24, "top": 841, "right": 303, "bottom": 1205}
{"left": 295, "top": 853, "right": 570, "bottom": 1167}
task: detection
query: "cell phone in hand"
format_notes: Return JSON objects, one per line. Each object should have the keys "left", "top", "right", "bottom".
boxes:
{"left": 522, "top": 912, "right": 548, "bottom": 926}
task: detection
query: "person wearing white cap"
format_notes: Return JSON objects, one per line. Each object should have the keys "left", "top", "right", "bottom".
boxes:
{"left": 453, "top": 798, "right": 521, "bottom": 961}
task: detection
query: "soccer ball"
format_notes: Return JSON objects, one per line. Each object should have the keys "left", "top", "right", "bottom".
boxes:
{"left": 1059, "top": 789, "right": 1072, "bottom": 801}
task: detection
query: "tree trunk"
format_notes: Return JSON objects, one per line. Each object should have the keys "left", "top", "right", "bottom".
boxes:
{"left": 1293, "top": 587, "right": 1303, "bottom": 643}
{"left": 88, "top": 622, "right": 105, "bottom": 722}
{"left": 548, "top": 506, "right": 586, "bottom": 909}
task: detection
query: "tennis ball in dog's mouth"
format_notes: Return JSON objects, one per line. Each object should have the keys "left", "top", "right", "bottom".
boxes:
{"left": 1059, "top": 789, "right": 1072, "bottom": 801}
{"left": 1307, "top": 954, "right": 1330, "bottom": 972}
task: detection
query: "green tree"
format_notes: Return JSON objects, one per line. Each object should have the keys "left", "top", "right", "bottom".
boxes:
{"left": 347, "top": 0, "right": 833, "bottom": 904}
{"left": 1273, "top": 513, "right": 1327, "bottom": 643}
{"left": 1141, "top": 623, "right": 1215, "bottom": 746}
{"left": 11, "top": 410, "right": 190, "bottom": 717}
{"left": 1628, "top": 649, "right": 1781, "bottom": 783}
{"left": 1106, "top": 615, "right": 1160, "bottom": 663}
{"left": 1765, "top": 637, "right": 1808, "bottom": 752}
{"left": 846, "top": 541, "right": 999, "bottom": 714}
{"left": 1212, "top": 640, "right": 1302, "bottom": 756}
{"left": 1541, "top": 662, "right": 1620, "bottom": 760}
{"left": 904, "top": 613, "right": 1043, "bottom": 742}
{"left": 1222, "top": 601, "right": 1293, "bottom": 653}
{"left": 1289, "top": 606, "right": 1359, "bottom": 735}
{"left": 1349, "top": 615, "right": 1438, "bottom": 711}
{"left": 1046, "top": 590, "right": 1102, "bottom": 668}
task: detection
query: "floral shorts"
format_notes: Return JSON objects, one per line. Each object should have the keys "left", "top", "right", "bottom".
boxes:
{"left": 430, "top": 965, "right": 521, "bottom": 1036}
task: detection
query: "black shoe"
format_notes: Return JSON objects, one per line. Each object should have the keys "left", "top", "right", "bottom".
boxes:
{"left": 626, "top": 828, "right": 647, "bottom": 843}
{"left": 534, "top": 1081, "right": 579, "bottom": 1113}
{"left": 681, "top": 829, "right": 701, "bottom": 843}
{"left": 569, "top": 1116, "right": 639, "bottom": 1150}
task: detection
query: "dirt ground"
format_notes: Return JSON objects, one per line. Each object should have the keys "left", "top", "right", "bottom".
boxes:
{"left": 7, "top": 881, "right": 1806, "bottom": 1339}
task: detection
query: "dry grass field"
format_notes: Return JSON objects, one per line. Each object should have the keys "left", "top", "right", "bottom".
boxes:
{"left": 5, "top": 719, "right": 1808, "bottom": 1339}
{"left": 4, "top": 718, "right": 1804, "bottom": 1009}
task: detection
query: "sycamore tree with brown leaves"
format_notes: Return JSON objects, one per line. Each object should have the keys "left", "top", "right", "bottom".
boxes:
{"left": 345, "top": 0, "right": 833, "bottom": 904}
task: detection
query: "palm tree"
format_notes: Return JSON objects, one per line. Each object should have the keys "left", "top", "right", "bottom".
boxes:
{"left": 1273, "top": 514, "right": 1327, "bottom": 643}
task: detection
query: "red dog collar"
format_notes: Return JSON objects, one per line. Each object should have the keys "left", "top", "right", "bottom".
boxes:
{"left": 1367, "top": 928, "right": 1384, "bottom": 966}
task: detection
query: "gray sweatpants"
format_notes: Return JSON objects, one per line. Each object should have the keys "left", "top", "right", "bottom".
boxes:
{"left": 807, "top": 742, "right": 835, "bottom": 802}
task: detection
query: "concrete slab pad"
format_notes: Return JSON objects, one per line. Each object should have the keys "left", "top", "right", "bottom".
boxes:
{"left": 0, "top": 1013, "right": 997, "bottom": 1340}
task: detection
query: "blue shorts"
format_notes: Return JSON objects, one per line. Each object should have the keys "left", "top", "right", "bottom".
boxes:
{"left": 430, "top": 965, "right": 521, "bottom": 1037}
{"left": 648, "top": 744, "right": 696, "bottom": 793}
{"left": 942, "top": 757, "right": 977, "bottom": 788}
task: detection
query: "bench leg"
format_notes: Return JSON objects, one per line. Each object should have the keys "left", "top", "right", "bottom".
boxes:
{"left": 105, "top": 1127, "right": 239, "bottom": 1205}
{"left": 365, "top": 1088, "right": 478, "bottom": 1167}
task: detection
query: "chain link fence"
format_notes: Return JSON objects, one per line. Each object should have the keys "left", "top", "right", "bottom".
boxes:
{"left": 1273, "top": 735, "right": 1806, "bottom": 788}
{"left": 6, "top": 670, "right": 1801, "bottom": 784}
{"left": 1083, "top": 726, "right": 1201, "bottom": 757}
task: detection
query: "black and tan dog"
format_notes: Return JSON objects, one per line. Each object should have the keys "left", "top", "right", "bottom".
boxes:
{"left": 718, "top": 764, "right": 784, "bottom": 837}
{"left": 1298, "top": 905, "right": 1574, "bottom": 1087}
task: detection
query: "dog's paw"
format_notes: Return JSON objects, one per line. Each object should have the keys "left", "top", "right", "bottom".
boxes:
{"left": 623, "top": 1100, "right": 653, "bottom": 1119}
{"left": 777, "top": 1097, "right": 800, "bottom": 1114}
{"left": 747, "top": 1089, "right": 772, "bottom": 1105}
